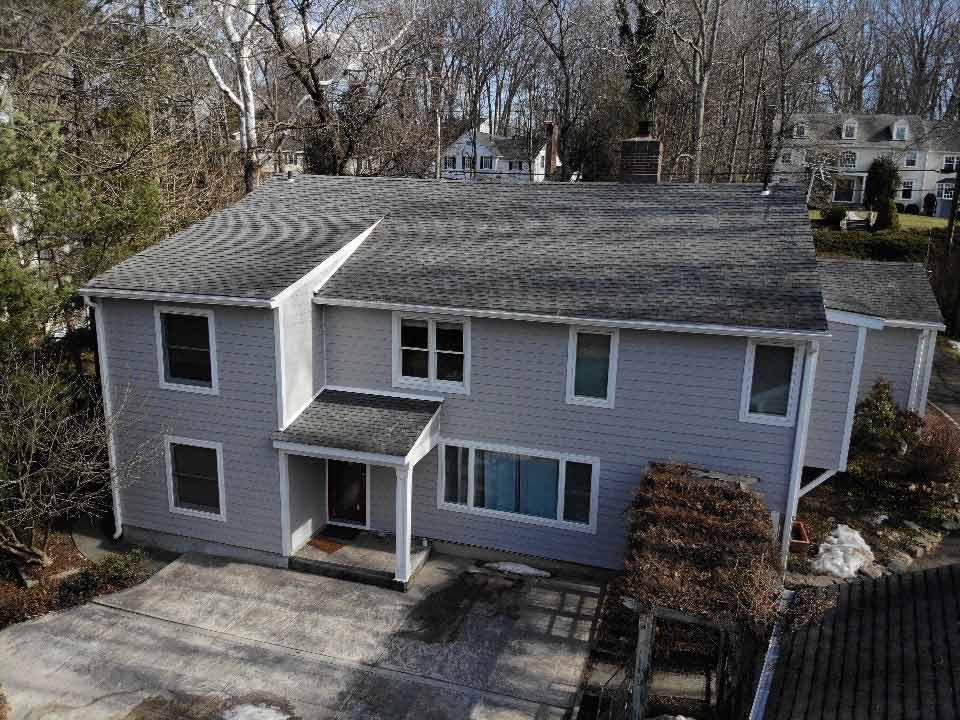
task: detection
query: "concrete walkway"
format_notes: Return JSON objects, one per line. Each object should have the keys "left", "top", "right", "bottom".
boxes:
{"left": 0, "top": 553, "right": 600, "bottom": 719}
{"left": 928, "top": 341, "right": 960, "bottom": 426}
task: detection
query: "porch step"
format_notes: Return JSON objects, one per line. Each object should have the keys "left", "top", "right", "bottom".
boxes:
{"left": 287, "top": 543, "right": 431, "bottom": 592}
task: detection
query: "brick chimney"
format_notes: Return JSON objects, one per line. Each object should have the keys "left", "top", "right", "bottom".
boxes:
{"left": 544, "top": 121, "right": 559, "bottom": 178}
{"left": 620, "top": 124, "right": 662, "bottom": 183}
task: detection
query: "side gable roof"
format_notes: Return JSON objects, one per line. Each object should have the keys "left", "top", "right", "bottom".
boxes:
{"left": 818, "top": 258, "right": 944, "bottom": 325}
{"left": 789, "top": 113, "right": 960, "bottom": 153}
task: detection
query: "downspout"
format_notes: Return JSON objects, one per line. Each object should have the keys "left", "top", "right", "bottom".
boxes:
{"left": 781, "top": 340, "right": 820, "bottom": 565}
{"left": 85, "top": 297, "right": 123, "bottom": 539}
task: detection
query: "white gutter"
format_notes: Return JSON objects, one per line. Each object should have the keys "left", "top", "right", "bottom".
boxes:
{"left": 84, "top": 297, "right": 123, "bottom": 540}
{"left": 748, "top": 589, "right": 796, "bottom": 720}
{"left": 313, "top": 298, "right": 831, "bottom": 340}
{"left": 79, "top": 287, "right": 273, "bottom": 308}
{"left": 781, "top": 340, "right": 820, "bottom": 565}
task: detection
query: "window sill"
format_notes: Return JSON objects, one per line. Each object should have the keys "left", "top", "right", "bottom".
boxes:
{"left": 738, "top": 411, "right": 795, "bottom": 428}
{"left": 170, "top": 505, "right": 226, "bottom": 522}
{"left": 160, "top": 379, "right": 218, "bottom": 396}
{"left": 438, "top": 500, "right": 597, "bottom": 534}
{"left": 565, "top": 394, "right": 614, "bottom": 409}
{"left": 394, "top": 376, "right": 468, "bottom": 396}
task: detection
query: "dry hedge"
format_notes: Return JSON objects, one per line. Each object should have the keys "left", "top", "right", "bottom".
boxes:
{"left": 623, "top": 463, "right": 782, "bottom": 628}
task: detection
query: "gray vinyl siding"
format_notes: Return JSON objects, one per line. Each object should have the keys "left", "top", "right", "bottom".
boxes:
{"left": 370, "top": 465, "right": 396, "bottom": 533}
{"left": 806, "top": 321, "right": 859, "bottom": 470}
{"left": 324, "top": 306, "right": 798, "bottom": 569}
{"left": 288, "top": 454, "right": 326, "bottom": 550}
{"left": 101, "top": 299, "right": 284, "bottom": 556}
{"left": 858, "top": 326, "right": 922, "bottom": 408}
{"left": 279, "top": 283, "right": 323, "bottom": 420}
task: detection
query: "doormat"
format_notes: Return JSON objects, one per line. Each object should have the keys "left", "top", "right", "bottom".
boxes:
{"left": 308, "top": 536, "right": 345, "bottom": 554}
{"left": 323, "top": 525, "right": 364, "bottom": 541}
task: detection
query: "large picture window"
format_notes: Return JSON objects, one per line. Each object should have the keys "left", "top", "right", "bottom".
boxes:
{"left": 393, "top": 314, "right": 470, "bottom": 393}
{"left": 155, "top": 307, "right": 218, "bottom": 394}
{"left": 739, "top": 340, "right": 803, "bottom": 426}
{"left": 165, "top": 437, "right": 225, "bottom": 520}
{"left": 439, "top": 441, "right": 598, "bottom": 532}
{"left": 566, "top": 327, "right": 619, "bottom": 408}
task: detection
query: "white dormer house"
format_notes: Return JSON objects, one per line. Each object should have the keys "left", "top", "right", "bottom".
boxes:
{"left": 440, "top": 121, "right": 561, "bottom": 183}
{"left": 773, "top": 113, "right": 960, "bottom": 215}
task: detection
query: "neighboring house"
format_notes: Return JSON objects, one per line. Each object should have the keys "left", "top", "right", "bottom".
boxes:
{"left": 772, "top": 113, "right": 960, "bottom": 214}
{"left": 440, "top": 121, "right": 560, "bottom": 182}
{"left": 79, "top": 149, "right": 943, "bottom": 586}
{"left": 759, "top": 564, "right": 960, "bottom": 719}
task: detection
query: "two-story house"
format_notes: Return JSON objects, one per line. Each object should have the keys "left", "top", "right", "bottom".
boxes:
{"left": 80, "top": 148, "right": 943, "bottom": 589}
{"left": 440, "top": 121, "right": 561, "bottom": 183}
{"left": 772, "top": 113, "right": 960, "bottom": 215}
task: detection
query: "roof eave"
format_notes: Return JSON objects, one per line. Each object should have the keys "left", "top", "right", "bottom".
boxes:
{"left": 312, "top": 296, "right": 830, "bottom": 340}
{"left": 79, "top": 287, "right": 275, "bottom": 308}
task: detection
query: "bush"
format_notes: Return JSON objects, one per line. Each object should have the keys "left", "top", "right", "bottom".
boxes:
{"left": 908, "top": 413, "right": 960, "bottom": 486}
{"left": 0, "top": 585, "right": 54, "bottom": 628}
{"left": 895, "top": 202, "right": 905, "bottom": 213}
{"left": 813, "top": 228, "right": 929, "bottom": 261}
{"left": 865, "top": 157, "right": 901, "bottom": 230}
{"left": 95, "top": 549, "right": 149, "bottom": 589}
{"left": 906, "top": 204, "right": 920, "bottom": 215}
{"left": 822, "top": 205, "right": 847, "bottom": 228}
{"left": 57, "top": 568, "right": 100, "bottom": 607}
{"left": 847, "top": 379, "right": 921, "bottom": 489}
{"left": 924, "top": 193, "right": 937, "bottom": 216}
{"left": 875, "top": 199, "right": 901, "bottom": 231}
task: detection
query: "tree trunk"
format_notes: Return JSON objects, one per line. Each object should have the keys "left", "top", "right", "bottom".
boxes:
{"left": 728, "top": 52, "right": 747, "bottom": 183}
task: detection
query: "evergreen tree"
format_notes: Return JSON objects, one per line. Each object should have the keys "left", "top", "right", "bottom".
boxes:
{"left": 864, "top": 156, "right": 901, "bottom": 231}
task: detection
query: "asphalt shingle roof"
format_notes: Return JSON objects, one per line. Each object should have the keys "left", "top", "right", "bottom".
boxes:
{"left": 86, "top": 186, "right": 379, "bottom": 299}
{"left": 786, "top": 113, "right": 960, "bottom": 152}
{"left": 310, "top": 176, "right": 827, "bottom": 332}
{"left": 766, "top": 564, "right": 960, "bottom": 720}
{"left": 272, "top": 390, "right": 441, "bottom": 457}
{"left": 818, "top": 257, "right": 944, "bottom": 324}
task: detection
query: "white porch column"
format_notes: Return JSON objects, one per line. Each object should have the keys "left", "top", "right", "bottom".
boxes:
{"left": 394, "top": 463, "right": 413, "bottom": 583}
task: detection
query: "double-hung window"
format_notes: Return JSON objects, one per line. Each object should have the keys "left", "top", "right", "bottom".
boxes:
{"left": 165, "top": 436, "right": 225, "bottom": 520}
{"left": 480, "top": 156, "right": 493, "bottom": 170}
{"left": 843, "top": 121, "right": 857, "bottom": 139}
{"left": 439, "top": 441, "right": 597, "bottom": 531}
{"left": 839, "top": 151, "right": 856, "bottom": 169}
{"left": 444, "top": 156, "right": 457, "bottom": 169}
{"left": 894, "top": 124, "right": 908, "bottom": 141}
{"left": 944, "top": 155, "right": 957, "bottom": 172}
{"left": 462, "top": 155, "right": 475, "bottom": 170}
{"left": 393, "top": 314, "right": 470, "bottom": 392}
{"left": 739, "top": 340, "right": 803, "bottom": 426}
{"left": 938, "top": 184, "right": 954, "bottom": 200}
{"left": 901, "top": 180, "right": 914, "bottom": 199}
{"left": 780, "top": 150, "right": 793, "bottom": 164}
{"left": 904, "top": 150, "right": 917, "bottom": 168}
{"left": 155, "top": 307, "right": 218, "bottom": 394}
{"left": 566, "top": 327, "right": 619, "bottom": 408}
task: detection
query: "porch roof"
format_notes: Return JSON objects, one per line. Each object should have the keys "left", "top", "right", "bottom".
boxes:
{"left": 272, "top": 390, "right": 442, "bottom": 458}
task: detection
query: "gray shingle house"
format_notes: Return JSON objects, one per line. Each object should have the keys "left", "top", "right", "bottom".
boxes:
{"left": 80, "top": 165, "right": 944, "bottom": 585}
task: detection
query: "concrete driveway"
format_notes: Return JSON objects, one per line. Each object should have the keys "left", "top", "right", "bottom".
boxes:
{"left": 0, "top": 553, "right": 600, "bottom": 719}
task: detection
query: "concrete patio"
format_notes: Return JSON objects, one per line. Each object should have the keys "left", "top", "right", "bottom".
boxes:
{"left": 0, "top": 552, "right": 601, "bottom": 719}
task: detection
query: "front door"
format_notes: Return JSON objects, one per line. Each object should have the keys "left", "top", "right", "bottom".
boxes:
{"left": 327, "top": 460, "right": 367, "bottom": 526}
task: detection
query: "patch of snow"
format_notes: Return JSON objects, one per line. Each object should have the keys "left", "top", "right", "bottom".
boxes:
{"left": 484, "top": 562, "right": 551, "bottom": 577}
{"left": 222, "top": 705, "right": 290, "bottom": 720}
{"left": 948, "top": 339, "right": 960, "bottom": 353}
{"left": 867, "top": 513, "right": 888, "bottom": 526}
{"left": 812, "top": 525, "right": 874, "bottom": 578}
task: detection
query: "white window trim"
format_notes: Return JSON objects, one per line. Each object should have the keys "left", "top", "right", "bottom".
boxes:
{"left": 793, "top": 124, "right": 807, "bottom": 139}
{"left": 565, "top": 326, "right": 619, "bottom": 408}
{"left": 904, "top": 150, "right": 917, "bottom": 167}
{"left": 843, "top": 121, "right": 858, "bottom": 139}
{"left": 738, "top": 339, "right": 804, "bottom": 427}
{"left": 391, "top": 312, "right": 471, "bottom": 395}
{"left": 436, "top": 438, "right": 599, "bottom": 534}
{"left": 154, "top": 305, "right": 219, "bottom": 395}
{"left": 838, "top": 150, "right": 857, "bottom": 169}
{"left": 894, "top": 124, "right": 908, "bottom": 141}
{"left": 164, "top": 435, "right": 226, "bottom": 522}
{"left": 325, "top": 459, "right": 372, "bottom": 530}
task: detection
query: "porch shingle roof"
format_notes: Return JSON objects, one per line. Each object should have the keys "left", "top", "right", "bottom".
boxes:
{"left": 273, "top": 390, "right": 441, "bottom": 458}
{"left": 818, "top": 258, "right": 944, "bottom": 325}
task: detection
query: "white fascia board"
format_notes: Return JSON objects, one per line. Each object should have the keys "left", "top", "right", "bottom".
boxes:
{"left": 272, "top": 440, "right": 407, "bottom": 468}
{"left": 825, "top": 309, "right": 885, "bottom": 330}
{"left": 883, "top": 317, "right": 946, "bottom": 331}
{"left": 271, "top": 218, "right": 383, "bottom": 305}
{"left": 313, "top": 298, "right": 830, "bottom": 340}
{"left": 405, "top": 409, "right": 442, "bottom": 467}
{"left": 79, "top": 287, "right": 273, "bottom": 308}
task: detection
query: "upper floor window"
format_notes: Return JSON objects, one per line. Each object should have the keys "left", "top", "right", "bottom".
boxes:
{"left": 904, "top": 150, "right": 917, "bottom": 167}
{"left": 842, "top": 121, "right": 858, "bottom": 140}
{"left": 793, "top": 123, "right": 808, "bottom": 139}
{"left": 780, "top": 150, "right": 793, "bottom": 164}
{"left": 462, "top": 155, "right": 475, "bottom": 170}
{"left": 444, "top": 156, "right": 457, "bottom": 169}
{"left": 155, "top": 307, "right": 218, "bottom": 395}
{"left": 439, "top": 441, "right": 598, "bottom": 531}
{"left": 739, "top": 340, "right": 802, "bottom": 427}
{"left": 839, "top": 150, "right": 857, "bottom": 169}
{"left": 165, "top": 436, "right": 225, "bottom": 521}
{"left": 901, "top": 180, "right": 914, "bottom": 199}
{"left": 480, "top": 156, "right": 493, "bottom": 170}
{"left": 894, "top": 123, "right": 908, "bottom": 141}
{"left": 938, "top": 183, "right": 954, "bottom": 200}
{"left": 392, "top": 314, "right": 470, "bottom": 393}
{"left": 566, "top": 327, "right": 619, "bottom": 408}
{"left": 944, "top": 155, "right": 957, "bottom": 172}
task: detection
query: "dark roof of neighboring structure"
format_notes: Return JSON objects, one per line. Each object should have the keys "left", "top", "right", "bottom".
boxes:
{"left": 311, "top": 176, "right": 827, "bottom": 332}
{"left": 451, "top": 131, "right": 546, "bottom": 158}
{"left": 766, "top": 564, "right": 960, "bottom": 720}
{"left": 818, "top": 258, "right": 944, "bottom": 325}
{"left": 785, "top": 113, "right": 960, "bottom": 152}
{"left": 86, "top": 188, "right": 378, "bottom": 299}
{"left": 272, "top": 390, "right": 441, "bottom": 457}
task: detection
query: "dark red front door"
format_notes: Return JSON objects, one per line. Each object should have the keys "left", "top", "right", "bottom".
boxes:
{"left": 328, "top": 460, "right": 366, "bottom": 525}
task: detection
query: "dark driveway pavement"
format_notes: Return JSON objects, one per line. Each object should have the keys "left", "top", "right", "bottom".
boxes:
{"left": 927, "top": 341, "right": 960, "bottom": 426}
{"left": 0, "top": 553, "right": 600, "bottom": 719}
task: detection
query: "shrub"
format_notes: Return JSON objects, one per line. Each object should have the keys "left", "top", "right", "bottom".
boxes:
{"left": 847, "top": 380, "right": 921, "bottom": 488}
{"left": 906, "top": 204, "right": 920, "bottom": 215}
{"left": 895, "top": 202, "right": 905, "bottom": 213}
{"left": 908, "top": 413, "right": 960, "bottom": 486}
{"left": 924, "top": 193, "right": 937, "bottom": 216}
{"left": 95, "top": 549, "right": 149, "bottom": 590}
{"left": 0, "top": 585, "right": 53, "bottom": 628}
{"left": 875, "top": 199, "right": 901, "bottom": 231}
{"left": 822, "top": 205, "right": 847, "bottom": 228}
{"left": 864, "top": 157, "right": 901, "bottom": 230}
{"left": 57, "top": 568, "right": 100, "bottom": 607}
{"left": 813, "top": 229, "right": 929, "bottom": 261}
